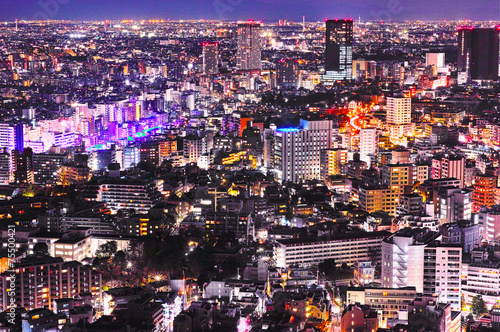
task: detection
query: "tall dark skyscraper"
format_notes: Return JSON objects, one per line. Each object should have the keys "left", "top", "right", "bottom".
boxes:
{"left": 457, "top": 27, "right": 500, "bottom": 81}
{"left": 202, "top": 42, "right": 219, "bottom": 75}
{"left": 276, "top": 58, "right": 298, "bottom": 89}
{"left": 324, "top": 19, "right": 353, "bottom": 81}
{"left": 236, "top": 21, "right": 261, "bottom": 71}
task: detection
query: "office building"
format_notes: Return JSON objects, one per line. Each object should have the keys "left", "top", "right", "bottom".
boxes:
{"left": 202, "top": 42, "right": 219, "bottom": 75}
{"left": 324, "top": 19, "right": 353, "bottom": 81}
{"left": 436, "top": 187, "right": 472, "bottom": 223}
{"left": 462, "top": 248, "right": 500, "bottom": 309}
{"left": 236, "top": 21, "right": 261, "bottom": 71}
{"left": 274, "top": 118, "right": 334, "bottom": 183}
{"left": 458, "top": 27, "right": 500, "bottom": 81}
{"left": 183, "top": 136, "right": 206, "bottom": 164}
{"left": 387, "top": 97, "right": 411, "bottom": 125}
{"left": 274, "top": 231, "right": 389, "bottom": 268}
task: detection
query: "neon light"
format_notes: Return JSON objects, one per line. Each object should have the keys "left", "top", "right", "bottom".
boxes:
{"left": 277, "top": 127, "right": 300, "bottom": 132}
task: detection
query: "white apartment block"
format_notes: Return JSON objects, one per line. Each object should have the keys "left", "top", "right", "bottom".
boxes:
{"left": 386, "top": 97, "right": 411, "bottom": 125}
{"left": 274, "top": 231, "right": 389, "bottom": 268}
{"left": 382, "top": 230, "right": 462, "bottom": 311}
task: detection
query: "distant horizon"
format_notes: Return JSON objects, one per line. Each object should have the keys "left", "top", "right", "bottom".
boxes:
{"left": 4, "top": 18, "right": 500, "bottom": 24}
{"left": 2, "top": 0, "right": 500, "bottom": 23}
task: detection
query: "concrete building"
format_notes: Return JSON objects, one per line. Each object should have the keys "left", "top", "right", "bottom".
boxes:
{"left": 345, "top": 286, "right": 417, "bottom": 326}
{"left": 359, "top": 128, "right": 378, "bottom": 168}
{"left": 381, "top": 229, "right": 461, "bottom": 311}
{"left": 432, "top": 155, "right": 465, "bottom": 188}
{"left": 236, "top": 21, "right": 261, "bottom": 71}
{"left": 0, "top": 256, "right": 102, "bottom": 312}
{"left": 340, "top": 304, "right": 379, "bottom": 332}
{"left": 274, "top": 231, "right": 389, "bottom": 268}
{"left": 274, "top": 118, "right": 334, "bottom": 183}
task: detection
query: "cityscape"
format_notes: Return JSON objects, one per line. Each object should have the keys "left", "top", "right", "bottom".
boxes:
{"left": 2, "top": 2, "right": 500, "bottom": 332}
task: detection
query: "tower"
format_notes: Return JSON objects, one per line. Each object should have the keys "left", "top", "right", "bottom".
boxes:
{"left": 457, "top": 27, "right": 500, "bottom": 81}
{"left": 236, "top": 21, "right": 261, "bottom": 71}
{"left": 202, "top": 42, "right": 219, "bottom": 75}
{"left": 324, "top": 19, "right": 353, "bottom": 81}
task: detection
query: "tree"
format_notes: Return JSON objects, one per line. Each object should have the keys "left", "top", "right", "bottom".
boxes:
{"left": 318, "top": 259, "right": 337, "bottom": 281}
{"left": 33, "top": 242, "right": 49, "bottom": 256}
{"left": 471, "top": 295, "right": 487, "bottom": 316}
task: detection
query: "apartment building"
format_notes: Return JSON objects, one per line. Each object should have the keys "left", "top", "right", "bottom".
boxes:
{"left": 0, "top": 256, "right": 102, "bottom": 312}
{"left": 274, "top": 231, "right": 390, "bottom": 268}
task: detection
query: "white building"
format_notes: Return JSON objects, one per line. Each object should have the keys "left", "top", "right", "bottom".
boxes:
{"left": 274, "top": 231, "right": 389, "bottom": 268}
{"left": 274, "top": 118, "right": 334, "bottom": 183}
{"left": 462, "top": 249, "right": 500, "bottom": 309}
{"left": 183, "top": 137, "right": 206, "bottom": 164}
{"left": 386, "top": 97, "right": 411, "bottom": 125}
{"left": 381, "top": 229, "right": 462, "bottom": 311}
{"left": 386, "top": 97, "right": 411, "bottom": 143}
{"left": 359, "top": 128, "right": 378, "bottom": 168}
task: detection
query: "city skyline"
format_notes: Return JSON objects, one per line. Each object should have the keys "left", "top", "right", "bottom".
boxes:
{"left": 2, "top": 0, "right": 500, "bottom": 22}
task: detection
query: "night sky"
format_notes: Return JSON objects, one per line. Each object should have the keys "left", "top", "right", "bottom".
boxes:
{"left": 2, "top": 0, "right": 500, "bottom": 22}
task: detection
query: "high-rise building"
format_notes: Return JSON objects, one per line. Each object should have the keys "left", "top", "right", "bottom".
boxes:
{"left": 0, "top": 149, "right": 10, "bottom": 185}
{"left": 457, "top": 27, "right": 500, "bottom": 81}
{"left": 0, "top": 123, "right": 21, "bottom": 153}
{"left": 381, "top": 229, "right": 462, "bottom": 311}
{"left": 183, "top": 137, "right": 206, "bottom": 164}
{"left": 359, "top": 128, "right": 378, "bottom": 168}
{"left": 276, "top": 58, "right": 297, "bottom": 89}
{"left": 472, "top": 174, "right": 496, "bottom": 213}
{"left": 33, "top": 152, "right": 67, "bottom": 185}
{"left": 12, "top": 147, "right": 33, "bottom": 185}
{"left": 202, "top": 42, "right": 219, "bottom": 75}
{"left": 236, "top": 21, "right": 261, "bottom": 71}
{"left": 324, "top": 19, "right": 353, "bottom": 81}
{"left": 387, "top": 97, "right": 412, "bottom": 142}
{"left": 387, "top": 97, "right": 411, "bottom": 125}
{"left": 320, "top": 148, "right": 348, "bottom": 179}
{"left": 274, "top": 118, "right": 334, "bottom": 183}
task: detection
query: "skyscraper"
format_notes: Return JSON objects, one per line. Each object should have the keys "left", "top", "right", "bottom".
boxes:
{"left": 457, "top": 27, "right": 500, "bottom": 81}
{"left": 324, "top": 19, "right": 353, "bottom": 81}
{"left": 236, "top": 21, "right": 261, "bottom": 71}
{"left": 202, "top": 42, "right": 219, "bottom": 75}
{"left": 276, "top": 58, "right": 298, "bottom": 89}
